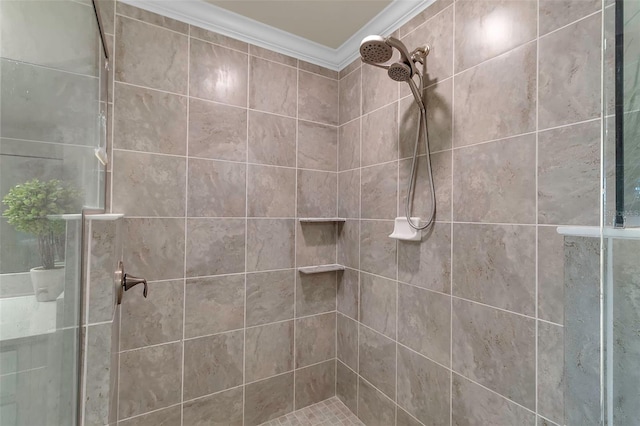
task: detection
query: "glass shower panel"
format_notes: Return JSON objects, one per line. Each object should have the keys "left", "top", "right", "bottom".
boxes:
{"left": 0, "top": 1, "right": 107, "bottom": 425}
{"left": 621, "top": 0, "right": 640, "bottom": 223}
{"left": 602, "top": 0, "right": 640, "bottom": 424}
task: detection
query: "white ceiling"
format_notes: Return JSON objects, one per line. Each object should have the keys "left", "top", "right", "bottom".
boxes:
{"left": 206, "top": 0, "right": 392, "bottom": 49}
{"left": 121, "top": 0, "right": 434, "bottom": 70}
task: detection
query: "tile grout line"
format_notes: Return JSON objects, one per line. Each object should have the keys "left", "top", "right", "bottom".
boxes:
{"left": 111, "top": 79, "right": 338, "bottom": 128}
{"left": 535, "top": 0, "right": 540, "bottom": 421}
{"left": 242, "top": 43, "right": 251, "bottom": 426}
{"left": 292, "top": 58, "right": 300, "bottom": 414}
{"left": 335, "top": 54, "right": 341, "bottom": 403}
{"left": 180, "top": 24, "right": 192, "bottom": 426}
{"left": 333, "top": 53, "right": 344, "bottom": 397}
{"left": 115, "top": 12, "right": 189, "bottom": 37}
{"left": 112, "top": 7, "right": 122, "bottom": 422}
{"left": 450, "top": 1, "right": 456, "bottom": 423}
{"left": 110, "top": 146, "right": 337, "bottom": 173}
{"left": 395, "top": 73, "right": 400, "bottom": 426}
{"left": 119, "top": 311, "right": 336, "bottom": 353}
{"left": 356, "top": 62, "right": 363, "bottom": 420}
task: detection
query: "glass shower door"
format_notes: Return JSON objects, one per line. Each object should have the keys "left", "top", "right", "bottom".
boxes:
{"left": 0, "top": 1, "right": 107, "bottom": 424}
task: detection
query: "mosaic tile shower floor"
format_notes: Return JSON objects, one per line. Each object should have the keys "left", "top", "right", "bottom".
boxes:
{"left": 259, "top": 397, "right": 364, "bottom": 426}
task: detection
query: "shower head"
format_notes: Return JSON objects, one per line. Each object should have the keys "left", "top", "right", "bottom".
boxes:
{"left": 388, "top": 62, "right": 412, "bottom": 82}
{"left": 359, "top": 35, "right": 393, "bottom": 64}
{"left": 359, "top": 35, "right": 418, "bottom": 79}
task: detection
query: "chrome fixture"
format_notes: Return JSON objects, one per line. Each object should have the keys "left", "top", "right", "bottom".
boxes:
{"left": 360, "top": 35, "right": 435, "bottom": 230}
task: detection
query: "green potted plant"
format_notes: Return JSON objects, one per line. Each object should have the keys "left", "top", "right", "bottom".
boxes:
{"left": 2, "top": 179, "right": 81, "bottom": 301}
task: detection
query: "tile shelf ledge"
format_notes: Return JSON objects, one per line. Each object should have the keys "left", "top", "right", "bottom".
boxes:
{"left": 47, "top": 213, "right": 124, "bottom": 221}
{"left": 299, "top": 218, "right": 346, "bottom": 223}
{"left": 557, "top": 226, "right": 640, "bottom": 240}
{"left": 298, "top": 264, "right": 346, "bottom": 274}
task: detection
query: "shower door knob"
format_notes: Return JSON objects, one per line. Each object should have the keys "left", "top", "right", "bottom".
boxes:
{"left": 116, "top": 261, "right": 148, "bottom": 304}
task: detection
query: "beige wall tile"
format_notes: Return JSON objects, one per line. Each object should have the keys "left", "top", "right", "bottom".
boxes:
{"left": 397, "top": 283, "right": 451, "bottom": 366}
{"left": 297, "top": 120, "right": 338, "bottom": 171}
{"left": 247, "top": 165, "right": 296, "bottom": 217}
{"left": 452, "top": 223, "right": 536, "bottom": 316}
{"left": 184, "top": 275, "right": 245, "bottom": 338}
{"left": 296, "top": 272, "right": 336, "bottom": 316}
{"left": 452, "top": 299, "right": 536, "bottom": 410}
{"left": 249, "top": 56, "right": 297, "bottom": 116}
{"left": 115, "top": 16, "right": 188, "bottom": 93}
{"left": 295, "top": 360, "right": 335, "bottom": 409}
{"left": 182, "top": 387, "right": 243, "bottom": 426}
{"left": 297, "top": 169, "right": 337, "bottom": 218}
{"left": 248, "top": 111, "right": 296, "bottom": 167}
{"left": 190, "top": 38, "right": 248, "bottom": 106}
{"left": 359, "top": 272, "right": 396, "bottom": 339}
{"left": 123, "top": 218, "right": 185, "bottom": 282}
{"left": 185, "top": 218, "right": 245, "bottom": 277}
{"left": 120, "top": 280, "right": 184, "bottom": 350}
{"left": 454, "top": 0, "right": 536, "bottom": 72}
{"left": 337, "top": 312, "right": 358, "bottom": 372}
{"left": 295, "top": 313, "right": 336, "bottom": 368}
{"left": 453, "top": 42, "right": 536, "bottom": 147}
{"left": 187, "top": 158, "right": 246, "bottom": 217}
{"left": 247, "top": 219, "right": 295, "bottom": 271}
{"left": 118, "top": 343, "right": 182, "bottom": 419}
{"left": 113, "top": 83, "right": 187, "bottom": 155}
{"left": 112, "top": 150, "right": 186, "bottom": 217}
{"left": 298, "top": 71, "right": 339, "bottom": 125}
{"left": 188, "top": 99, "right": 247, "bottom": 162}
{"left": 452, "top": 373, "right": 536, "bottom": 425}
{"left": 183, "top": 331, "right": 244, "bottom": 400}
{"left": 538, "top": 13, "right": 601, "bottom": 129}
{"left": 397, "top": 345, "right": 450, "bottom": 424}
{"left": 357, "top": 377, "right": 395, "bottom": 425}
{"left": 245, "top": 321, "right": 294, "bottom": 382}
{"left": 453, "top": 134, "right": 536, "bottom": 224}
{"left": 244, "top": 373, "right": 294, "bottom": 425}
{"left": 246, "top": 270, "right": 295, "bottom": 327}
{"left": 358, "top": 325, "right": 395, "bottom": 400}
{"left": 336, "top": 361, "right": 358, "bottom": 413}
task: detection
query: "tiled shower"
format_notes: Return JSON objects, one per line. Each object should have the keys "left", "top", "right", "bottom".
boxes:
{"left": 1, "top": 0, "right": 622, "bottom": 424}
{"left": 87, "top": 0, "right": 605, "bottom": 424}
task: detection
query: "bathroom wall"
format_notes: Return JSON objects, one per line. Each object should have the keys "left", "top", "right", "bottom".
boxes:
{"left": 99, "top": 2, "right": 341, "bottom": 424}
{"left": 336, "top": 0, "right": 603, "bottom": 424}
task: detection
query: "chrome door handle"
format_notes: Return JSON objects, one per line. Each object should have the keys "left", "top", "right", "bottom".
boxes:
{"left": 123, "top": 274, "right": 148, "bottom": 297}
{"left": 116, "top": 261, "right": 148, "bottom": 304}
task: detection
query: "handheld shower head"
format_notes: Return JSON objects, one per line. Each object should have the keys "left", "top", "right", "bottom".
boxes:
{"left": 359, "top": 35, "right": 418, "bottom": 80}
{"left": 388, "top": 62, "right": 412, "bottom": 82}
{"left": 359, "top": 35, "right": 393, "bottom": 64}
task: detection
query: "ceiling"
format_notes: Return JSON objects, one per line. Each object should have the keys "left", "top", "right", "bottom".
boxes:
{"left": 205, "top": 0, "right": 392, "bottom": 49}
{"left": 121, "top": 0, "right": 434, "bottom": 70}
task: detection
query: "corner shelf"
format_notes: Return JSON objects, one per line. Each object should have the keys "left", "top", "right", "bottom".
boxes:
{"left": 298, "top": 264, "right": 345, "bottom": 274}
{"left": 299, "top": 218, "right": 346, "bottom": 223}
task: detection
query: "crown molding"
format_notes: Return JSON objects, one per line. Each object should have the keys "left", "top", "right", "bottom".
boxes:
{"left": 119, "top": 0, "right": 435, "bottom": 71}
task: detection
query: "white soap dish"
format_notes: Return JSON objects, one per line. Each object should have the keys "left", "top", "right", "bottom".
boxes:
{"left": 389, "top": 217, "right": 422, "bottom": 241}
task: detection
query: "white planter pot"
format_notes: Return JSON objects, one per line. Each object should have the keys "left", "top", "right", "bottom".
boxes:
{"left": 30, "top": 266, "right": 65, "bottom": 302}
